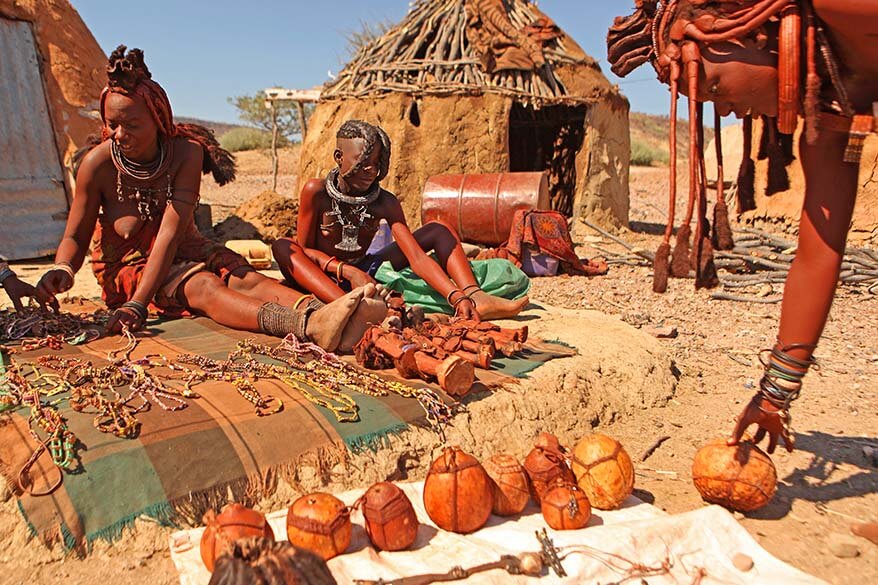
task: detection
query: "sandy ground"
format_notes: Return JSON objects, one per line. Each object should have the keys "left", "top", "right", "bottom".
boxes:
{"left": 1, "top": 163, "right": 876, "bottom": 584}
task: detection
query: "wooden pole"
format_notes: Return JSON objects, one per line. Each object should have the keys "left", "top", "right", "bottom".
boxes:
{"left": 296, "top": 101, "right": 307, "bottom": 143}
{"left": 270, "top": 100, "right": 279, "bottom": 192}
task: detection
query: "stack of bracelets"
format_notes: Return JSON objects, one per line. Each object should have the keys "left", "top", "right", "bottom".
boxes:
{"left": 116, "top": 300, "right": 149, "bottom": 323}
{"left": 757, "top": 344, "right": 818, "bottom": 418}
{"left": 446, "top": 285, "right": 480, "bottom": 312}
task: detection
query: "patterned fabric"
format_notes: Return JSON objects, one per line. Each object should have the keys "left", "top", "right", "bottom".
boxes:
{"left": 479, "top": 209, "right": 608, "bottom": 276}
{"left": 0, "top": 308, "right": 574, "bottom": 550}
{"left": 91, "top": 216, "right": 251, "bottom": 316}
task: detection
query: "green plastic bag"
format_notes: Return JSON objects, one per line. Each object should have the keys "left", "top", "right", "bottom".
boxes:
{"left": 375, "top": 258, "right": 530, "bottom": 314}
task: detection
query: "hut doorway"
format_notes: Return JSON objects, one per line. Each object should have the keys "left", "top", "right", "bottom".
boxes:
{"left": 0, "top": 17, "right": 68, "bottom": 260}
{"left": 508, "top": 102, "right": 586, "bottom": 216}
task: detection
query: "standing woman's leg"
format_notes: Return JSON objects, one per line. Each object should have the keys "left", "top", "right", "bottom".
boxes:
{"left": 777, "top": 130, "right": 860, "bottom": 361}
{"left": 729, "top": 128, "right": 860, "bottom": 453}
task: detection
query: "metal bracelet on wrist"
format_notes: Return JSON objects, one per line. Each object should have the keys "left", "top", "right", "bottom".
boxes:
{"left": 120, "top": 300, "right": 148, "bottom": 321}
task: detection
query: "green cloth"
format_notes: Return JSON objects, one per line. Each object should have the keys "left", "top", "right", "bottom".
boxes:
{"left": 375, "top": 258, "right": 530, "bottom": 314}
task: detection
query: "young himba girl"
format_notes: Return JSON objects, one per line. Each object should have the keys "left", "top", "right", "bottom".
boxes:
{"left": 34, "top": 46, "right": 379, "bottom": 352}
{"left": 273, "top": 119, "right": 529, "bottom": 329}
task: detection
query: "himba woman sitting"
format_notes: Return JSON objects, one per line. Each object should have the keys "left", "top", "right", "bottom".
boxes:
{"left": 272, "top": 119, "right": 529, "bottom": 339}
{"left": 607, "top": 0, "right": 878, "bottom": 453}
{"left": 35, "top": 46, "right": 383, "bottom": 352}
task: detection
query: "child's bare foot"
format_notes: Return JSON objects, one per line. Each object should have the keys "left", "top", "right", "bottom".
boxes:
{"left": 469, "top": 290, "right": 529, "bottom": 320}
{"left": 337, "top": 283, "right": 390, "bottom": 353}
{"left": 305, "top": 288, "right": 364, "bottom": 351}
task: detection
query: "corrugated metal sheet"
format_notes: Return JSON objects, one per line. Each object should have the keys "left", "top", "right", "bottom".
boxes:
{"left": 0, "top": 17, "right": 68, "bottom": 260}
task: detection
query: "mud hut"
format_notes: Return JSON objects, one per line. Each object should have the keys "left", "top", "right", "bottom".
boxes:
{"left": 0, "top": 0, "right": 105, "bottom": 259}
{"left": 297, "top": 0, "right": 630, "bottom": 230}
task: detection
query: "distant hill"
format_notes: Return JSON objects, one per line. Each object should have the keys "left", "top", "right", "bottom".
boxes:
{"left": 629, "top": 112, "right": 714, "bottom": 166}
{"left": 176, "top": 116, "right": 247, "bottom": 139}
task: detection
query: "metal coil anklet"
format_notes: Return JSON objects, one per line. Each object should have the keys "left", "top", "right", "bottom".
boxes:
{"left": 257, "top": 299, "right": 326, "bottom": 341}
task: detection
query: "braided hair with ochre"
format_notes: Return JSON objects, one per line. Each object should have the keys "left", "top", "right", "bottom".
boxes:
{"left": 97, "top": 45, "right": 236, "bottom": 186}
{"left": 336, "top": 119, "right": 391, "bottom": 183}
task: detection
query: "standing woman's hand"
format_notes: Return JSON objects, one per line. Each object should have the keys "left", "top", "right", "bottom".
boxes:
{"left": 728, "top": 394, "right": 795, "bottom": 454}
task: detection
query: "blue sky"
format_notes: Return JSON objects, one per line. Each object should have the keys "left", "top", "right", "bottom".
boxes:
{"left": 73, "top": 1, "right": 668, "bottom": 124}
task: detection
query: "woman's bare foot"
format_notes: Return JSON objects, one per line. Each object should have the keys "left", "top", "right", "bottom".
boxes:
{"left": 305, "top": 289, "right": 364, "bottom": 351}
{"left": 337, "top": 283, "right": 391, "bottom": 353}
{"left": 469, "top": 290, "right": 529, "bottom": 320}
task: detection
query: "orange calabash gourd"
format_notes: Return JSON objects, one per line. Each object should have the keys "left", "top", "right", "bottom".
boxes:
{"left": 523, "top": 432, "right": 576, "bottom": 504}
{"left": 541, "top": 482, "right": 592, "bottom": 530}
{"left": 200, "top": 503, "right": 275, "bottom": 572}
{"left": 423, "top": 446, "right": 494, "bottom": 533}
{"left": 571, "top": 433, "right": 635, "bottom": 510}
{"left": 360, "top": 482, "right": 419, "bottom": 551}
{"left": 483, "top": 453, "right": 531, "bottom": 516}
{"left": 286, "top": 492, "right": 352, "bottom": 561}
{"left": 692, "top": 439, "right": 777, "bottom": 512}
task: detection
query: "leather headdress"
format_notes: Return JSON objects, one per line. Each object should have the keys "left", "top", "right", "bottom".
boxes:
{"left": 99, "top": 45, "right": 237, "bottom": 186}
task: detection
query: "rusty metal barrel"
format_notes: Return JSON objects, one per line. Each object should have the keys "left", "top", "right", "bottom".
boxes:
{"left": 420, "top": 172, "right": 550, "bottom": 246}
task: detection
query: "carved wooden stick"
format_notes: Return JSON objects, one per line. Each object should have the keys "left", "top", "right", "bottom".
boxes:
{"left": 413, "top": 353, "right": 474, "bottom": 397}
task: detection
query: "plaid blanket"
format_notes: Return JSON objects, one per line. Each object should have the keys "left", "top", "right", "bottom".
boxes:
{"left": 0, "top": 313, "right": 573, "bottom": 551}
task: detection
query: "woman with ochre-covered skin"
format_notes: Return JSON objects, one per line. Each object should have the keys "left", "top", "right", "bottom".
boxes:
{"left": 608, "top": 1, "right": 878, "bottom": 453}
{"left": 35, "top": 46, "right": 380, "bottom": 353}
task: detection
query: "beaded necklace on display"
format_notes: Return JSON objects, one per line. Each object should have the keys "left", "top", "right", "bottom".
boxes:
{"left": 1, "top": 352, "right": 78, "bottom": 494}
{"left": 110, "top": 138, "right": 173, "bottom": 221}
{"left": 274, "top": 335, "right": 454, "bottom": 435}
{"left": 36, "top": 327, "right": 195, "bottom": 439}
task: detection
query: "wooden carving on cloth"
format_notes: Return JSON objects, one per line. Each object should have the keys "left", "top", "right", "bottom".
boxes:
{"left": 359, "top": 482, "right": 419, "bottom": 551}
{"left": 208, "top": 536, "right": 337, "bottom": 585}
{"left": 523, "top": 432, "right": 575, "bottom": 504}
{"left": 200, "top": 504, "right": 275, "bottom": 572}
{"left": 571, "top": 433, "right": 635, "bottom": 510}
{"left": 423, "top": 446, "right": 493, "bottom": 533}
{"left": 483, "top": 453, "right": 530, "bottom": 516}
{"left": 286, "top": 492, "right": 352, "bottom": 560}
{"left": 541, "top": 482, "right": 592, "bottom": 530}
{"left": 692, "top": 439, "right": 777, "bottom": 512}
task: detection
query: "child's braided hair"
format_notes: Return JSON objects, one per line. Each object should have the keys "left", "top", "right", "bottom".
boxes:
{"left": 336, "top": 119, "right": 391, "bottom": 182}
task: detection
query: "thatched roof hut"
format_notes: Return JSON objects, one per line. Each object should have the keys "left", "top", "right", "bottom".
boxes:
{"left": 0, "top": 0, "right": 105, "bottom": 259}
{"left": 298, "top": 0, "right": 630, "bottom": 230}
